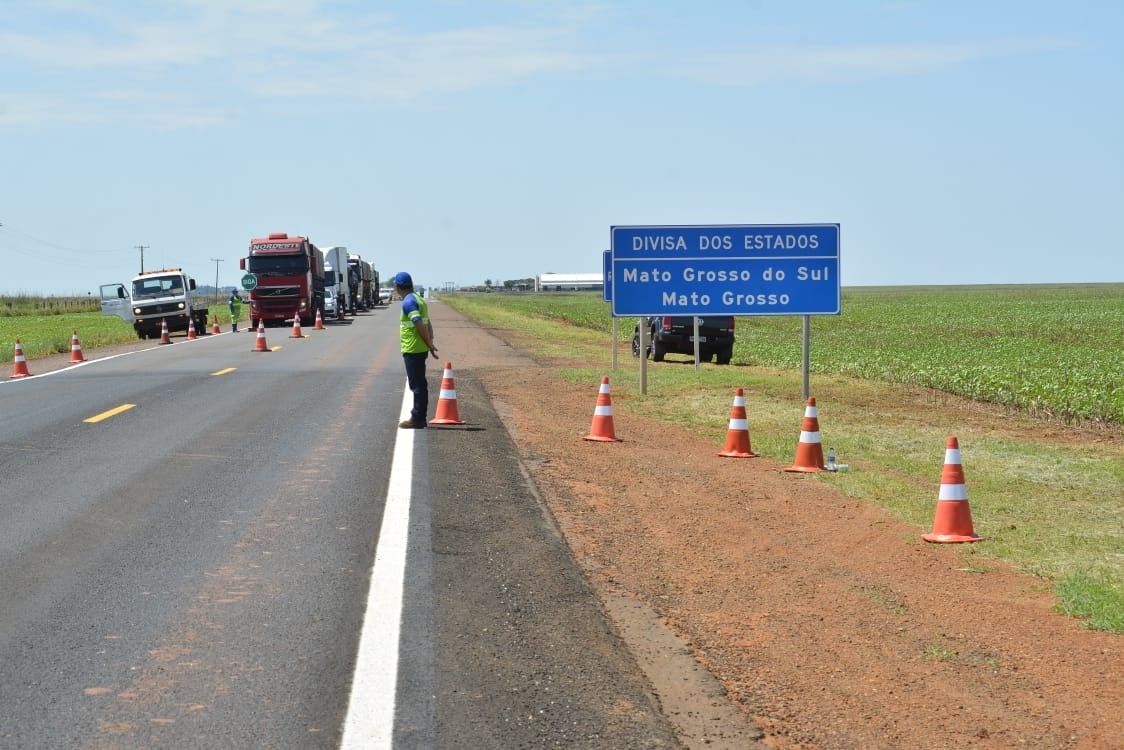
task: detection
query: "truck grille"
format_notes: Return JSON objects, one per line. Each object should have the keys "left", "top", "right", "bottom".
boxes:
{"left": 138, "top": 302, "right": 185, "bottom": 315}
{"left": 257, "top": 286, "right": 300, "bottom": 298}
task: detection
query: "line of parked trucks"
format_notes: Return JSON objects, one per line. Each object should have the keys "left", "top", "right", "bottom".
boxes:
{"left": 100, "top": 233, "right": 383, "bottom": 338}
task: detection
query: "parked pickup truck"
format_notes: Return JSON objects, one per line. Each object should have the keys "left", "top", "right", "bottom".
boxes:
{"left": 631, "top": 316, "right": 736, "bottom": 364}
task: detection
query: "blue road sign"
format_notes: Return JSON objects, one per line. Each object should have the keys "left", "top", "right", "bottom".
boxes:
{"left": 602, "top": 250, "right": 612, "bottom": 302}
{"left": 610, "top": 224, "right": 840, "bottom": 316}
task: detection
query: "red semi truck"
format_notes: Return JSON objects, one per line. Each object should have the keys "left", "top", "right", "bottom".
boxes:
{"left": 241, "top": 233, "right": 325, "bottom": 327}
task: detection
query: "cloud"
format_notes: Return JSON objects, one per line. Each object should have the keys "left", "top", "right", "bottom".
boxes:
{"left": 0, "top": 1, "right": 609, "bottom": 123}
{"left": 256, "top": 25, "right": 608, "bottom": 100}
{"left": 682, "top": 37, "right": 1077, "bottom": 86}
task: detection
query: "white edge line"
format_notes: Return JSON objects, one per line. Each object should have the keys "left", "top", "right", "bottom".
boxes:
{"left": 340, "top": 383, "right": 415, "bottom": 748}
{"left": 0, "top": 334, "right": 228, "bottom": 385}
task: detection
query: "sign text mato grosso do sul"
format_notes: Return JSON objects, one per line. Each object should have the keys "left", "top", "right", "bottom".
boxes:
{"left": 609, "top": 224, "right": 840, "bottom": 317}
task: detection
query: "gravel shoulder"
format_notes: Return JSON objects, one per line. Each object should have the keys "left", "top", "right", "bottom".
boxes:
{"left": 431, "top": 302, "right": 1122, "bottom": 750}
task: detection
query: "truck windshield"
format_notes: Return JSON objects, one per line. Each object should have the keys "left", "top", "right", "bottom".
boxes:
{"left": 132, "top": 277, "right": 183, "bottom": 299}
{"left": 247, "top": 256, "right": 308, "bottom": 276}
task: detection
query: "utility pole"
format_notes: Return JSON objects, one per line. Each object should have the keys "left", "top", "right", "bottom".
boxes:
{"left": 210, "top": 258, "right": 223, "bottom": 306}
{"left": 135, "top": 245, "right": 149, "bottom": 274}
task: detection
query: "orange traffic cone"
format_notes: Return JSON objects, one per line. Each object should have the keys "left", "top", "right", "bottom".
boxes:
{"left": 186, "top": 317, "right": 198, "bottom": 340}
{"left": 784, "top": 397, "right": 826, "bottom": 472}
{"left": 252, "top": 320, "right": 270, "bottom": 352}
{"left": 583, "top": 376, "right": 622, "bottom": 442}
{"left": 212, "top": 315, "right": 221, "bottom": 335}
{"left": 158, "top": 318, "right": 172, "bottom": 345}
{"left": 69, "top": 330, "right": 86, "bottom": 363}
{"left": 9, "top": 339, "right": 31, "bottom": 378}
{"left": 717, "top": 388, "right": 759, "bottom": 458}
{"left": 314, "top": 308, "right": 325, "bottom": 330}
{"left": 430, "top": 362, "right": 466, "bottom": 425}
{"left": 290, "top": 312, "right": 303, "bottom": 338}
{"left": 922, "top": 437, "right": 983, "bottom": 543}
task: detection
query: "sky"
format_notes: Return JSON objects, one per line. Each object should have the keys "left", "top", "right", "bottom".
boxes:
{"left": 1, "top": 0, "right": 1121, "bottom": 295}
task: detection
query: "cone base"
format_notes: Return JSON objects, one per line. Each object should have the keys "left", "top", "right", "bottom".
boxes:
{"left": 10, "top": 373, "right": 30, "bottom": 379}
{"left": 922, "top": 532, "right": 983, "bottom": 543}
{"left": 718, "top": 450, "right": 759, "bottom": 458}
{"left": 784, "top": 465, "right": 826, "bottom": 472}
{"left": 429, "top": 418, "right": 466, "bottom": 425}
{"left": 583, "top": 434, "right": 621, "bottom": 442}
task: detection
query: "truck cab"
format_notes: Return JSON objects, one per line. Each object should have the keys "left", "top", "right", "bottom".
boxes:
{"left": 101, "top": 268, "right": 210, "bottom": 339}
{"left": 321, "top": 245, "right": 350, "bottom": 320}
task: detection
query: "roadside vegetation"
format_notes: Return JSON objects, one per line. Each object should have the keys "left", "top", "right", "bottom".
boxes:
{"left": 0, "top": 294, "right": 242, "bottom": 360}
{"left": 441, "top": 285, "right": 1124, "bottom": 632}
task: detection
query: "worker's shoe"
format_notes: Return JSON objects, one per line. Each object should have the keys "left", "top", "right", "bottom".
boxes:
{"left": 399, "top": 419, "right": 426, "bottom": 429}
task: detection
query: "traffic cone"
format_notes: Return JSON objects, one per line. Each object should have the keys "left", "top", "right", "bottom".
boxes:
{"left": 583, "top": 376, "right": 622, "bottom": 442}
{"left": 314, "top": 308, "right": 325, "bottom": 330}
{"left": 186, "top": 317, "right": 198, "bottom": 340}
{"left": 429, "top": 362, "right": 466, "bottom": 425}
{"left": 69, "top": 330, "right": 86, "bottom": 363}
{"left": 717, "top": 388, "right": 759, "bottom": 457}
{"left": 290, "top": 312, "right": 303, "bottom": 338}
{"left": 212, "top": 315, "right": 221, "bottom": 335}
{"left": 158, "top": 318, "right": 172, "bottom": 345}
{"left": 9, "top": 339, "right": 31, "bottom": 378}
{"left": 784, "top": 397, "right": 826, "bottom": 472}
{"left": 252, "top": 320, "right": 270, "bottom": 352}
{"left": 922, "top": 437, "right": 983, "bottom": 543}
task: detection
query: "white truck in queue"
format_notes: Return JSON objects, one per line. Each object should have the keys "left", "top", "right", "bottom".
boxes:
{"left": 321, "top": 245, "right": 350, "bottom": 319}
{"left": 100, "top": 268, "right": 211, "bottom": 339}
{"left": 347, "top": 252, "right": 373, "bottom": 312}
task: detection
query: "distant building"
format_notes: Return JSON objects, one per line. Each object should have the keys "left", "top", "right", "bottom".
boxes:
{"left": 535, "top": 272, "right": 603, "bottom": 291}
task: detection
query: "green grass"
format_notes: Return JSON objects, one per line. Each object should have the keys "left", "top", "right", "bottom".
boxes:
{"left": 442, "top": 287, "right": 1124, "bottom": 632}
{"left": 1, "top": 311, "right": 141, "bottom": 359}
{"left": 1, "top": 306, "right": 248, "bottom": 361}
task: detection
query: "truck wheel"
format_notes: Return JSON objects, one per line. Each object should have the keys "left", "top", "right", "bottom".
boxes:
{"left": 652, "top": 339, "right": 667, "bottom": 362}
{"left": 716, "top": 345, "right": 733, "bottom": 365}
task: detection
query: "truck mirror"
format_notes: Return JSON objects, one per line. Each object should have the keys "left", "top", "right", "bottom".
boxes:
{"left": 118, "top": 287, "right": 127, "bottom": 299}
{"left": 239, "top": 258, "right": 246, "bottom": 270}
{"left": 189, "top": 279, "right": 197, "bottom": 290}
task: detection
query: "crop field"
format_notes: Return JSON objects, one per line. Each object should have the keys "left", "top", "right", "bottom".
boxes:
{"left": 453, "top": 284, "right": 1123, "bottom": 424}
{"left": 0, "top": 295, "right": 239, "bottom": 360}
{"left": 443, "top": 284, "right": 1123, "bottom": 631}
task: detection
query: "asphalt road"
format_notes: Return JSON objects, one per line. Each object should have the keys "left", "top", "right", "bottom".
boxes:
{"left": 0, "top": 311, "right": 679, "bottom": 749}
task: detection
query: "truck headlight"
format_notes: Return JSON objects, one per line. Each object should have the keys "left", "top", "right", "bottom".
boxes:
{"left": 177, "top": 302, "right": 185, "bottom": 310}
{"left": 133, "top": 307, "right": 142, "bottom": 315}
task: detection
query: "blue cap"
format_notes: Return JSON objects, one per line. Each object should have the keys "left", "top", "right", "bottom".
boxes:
{"left": 394, "top": 271, "right": 412, "bottom": 287}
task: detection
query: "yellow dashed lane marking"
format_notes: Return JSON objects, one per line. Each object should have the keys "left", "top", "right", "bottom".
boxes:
{"left": 212, "top": 367, "right": 237, "bottom": 376}
{"left": 84, "top": 404, "right": 136, "bottom": 423}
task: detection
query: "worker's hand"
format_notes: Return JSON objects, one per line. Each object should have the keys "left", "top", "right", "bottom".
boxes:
{"left": 430, "top": 346, "right": 439, "bottom": 358}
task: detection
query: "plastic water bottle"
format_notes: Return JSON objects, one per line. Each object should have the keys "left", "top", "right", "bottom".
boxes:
{"left": 827, "top": 447, "right": 837, "bottom": 471}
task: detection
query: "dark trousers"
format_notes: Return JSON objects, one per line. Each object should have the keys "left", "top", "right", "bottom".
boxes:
{"left": 403, "top": 352, "right": 429, "bottom": 424}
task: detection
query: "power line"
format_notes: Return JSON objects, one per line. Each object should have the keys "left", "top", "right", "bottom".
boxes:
{"left": 0, "top": 221, "right": 132, "bottom": 256}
